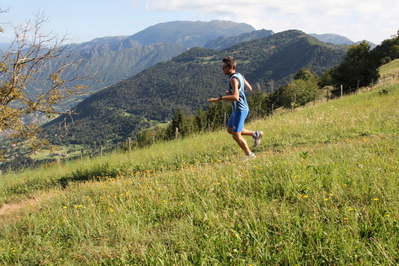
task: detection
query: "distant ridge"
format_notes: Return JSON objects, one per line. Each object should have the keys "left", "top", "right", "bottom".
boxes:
{"left": 309, "top": 33, "right": 354, "bottom": 45}
{"left": 204, "top": 29, "right": 274, "bottom": 50}
{"left": 130, "top": 20, "right": 256, "bottom": 48}
{"left": 309, "top": 33, "right": 376, "bottom": 48}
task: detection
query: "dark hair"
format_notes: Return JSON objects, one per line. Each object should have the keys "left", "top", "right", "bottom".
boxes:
{"left": 222, "top": 56, "right": 236, "bottom": 69}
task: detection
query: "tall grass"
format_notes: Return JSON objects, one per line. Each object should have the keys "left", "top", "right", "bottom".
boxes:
{"left": 1, "top": 75, "right": 399, "bottom": 264}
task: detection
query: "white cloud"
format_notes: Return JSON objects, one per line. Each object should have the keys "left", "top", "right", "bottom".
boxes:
{"left": 1, "top": 0, "right": 397, "bottom": 44}
{"left": 146, "top": 0, "right": 399, "bottom": 44}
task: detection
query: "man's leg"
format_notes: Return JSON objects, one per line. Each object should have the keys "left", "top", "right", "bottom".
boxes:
{"left": 240, "top": 128, "right": 263, "bottom": 148}
{"left": 240, "top": 128, "right": 254, "bottom": 136}
{"left": 228, "top": 127, "right": 251, "bottom": 154}
{"left": 227, "top": 111, "right": 258, "bottom": 154}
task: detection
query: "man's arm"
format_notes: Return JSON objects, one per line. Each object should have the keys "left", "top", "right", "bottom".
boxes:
{"left": 244, "top": 78, "right": 253, "bottom": 92}
{"left": 207, "top": 78, "right": 240, "bottom": 102}
{"left": 223, "top": 78, "right": 239, "bottom": 101}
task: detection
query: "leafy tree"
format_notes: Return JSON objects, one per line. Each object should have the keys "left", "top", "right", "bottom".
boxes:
{"left": 293, "top": 68, "right": 319, "bottom": 82}
{"left": 278, "top": 79, "right": 320, "bottom": 108}
{"left": 194, "top": 107, "right": 207, "bottom": 132}
{"left": 246, "top": 91, "right": 271, "bottom": 119}
{"left": 371, "top": 35, "right": 399, "bottom": 64}
{"left": 1, "top": 11, "right": 88, "bottom": 154}
{"left": 275, "top": 68, "right": 321, "bottom": 108}
{"left": 319, "top": 68, "right": 334, "bottom": 88}
{"left": 390, "top": 44, "right": 399, "bottom": 59}
{"left": 205, "top": 101, "right": 231, "bottom": 131}
{"left": 136, "top": 130, "right": 155, "bottom": 148}
{"left": 166, "top": 108, "right": 194, "bottom": 139}
{"left": 327, "top": 41, "right": 380, "bottom": 93}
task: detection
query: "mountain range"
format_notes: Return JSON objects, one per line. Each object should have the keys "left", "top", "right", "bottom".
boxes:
{"left": 17, "top": 21, "right": 259, "bottom": 110}
{"left": 1, "top": 21, "right": 258, "bottom": 104}
{"left": 43, "top": 29, "right": 348, "bottom": 145}
{"left": 2, "top": 20, "right": 366, "bottom": 146}
{"left": 1, "top": 21, "right": 366, "bottom": 111}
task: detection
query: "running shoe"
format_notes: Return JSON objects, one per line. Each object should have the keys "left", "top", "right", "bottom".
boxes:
{"left": 253, "top": 131, "right": 263, "bottom": 147}
{"left": 243, "top": 152, "right": 256, "bottom": 161}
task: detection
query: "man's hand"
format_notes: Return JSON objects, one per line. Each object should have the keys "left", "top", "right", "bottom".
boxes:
{"left": 207, "top": 97, "right": 220, "bottom": 102}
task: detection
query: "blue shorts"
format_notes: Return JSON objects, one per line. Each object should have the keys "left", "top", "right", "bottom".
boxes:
{"left": 228, "top": 111, "right": 248, "bottom": 132}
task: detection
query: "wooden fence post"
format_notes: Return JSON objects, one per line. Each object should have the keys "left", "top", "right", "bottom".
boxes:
{"left": 128, "top": 137, "right": 131, "bottom": 151}
{"left": 224, "top": 112, "right": 227, "bottom": 127}
{"left": 175, "top": 127, "right": 179, "bottom": 139}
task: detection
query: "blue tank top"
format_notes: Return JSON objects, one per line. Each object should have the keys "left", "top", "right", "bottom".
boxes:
{"left": 228, "top": 73, "right": 249, "bottom": 112}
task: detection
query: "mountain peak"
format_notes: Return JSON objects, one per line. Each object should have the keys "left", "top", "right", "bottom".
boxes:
{"left": 129, "top": 20, "right": 256, "bottom": 48}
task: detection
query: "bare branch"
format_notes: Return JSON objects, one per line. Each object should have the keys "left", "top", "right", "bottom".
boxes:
{"left": 1, "top": 11, "right": 92, "bottom": 153}
{"left": 0, "top": 7, "right": 11, "bottom": 33}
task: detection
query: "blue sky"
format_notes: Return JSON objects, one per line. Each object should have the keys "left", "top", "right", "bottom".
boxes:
{"left": 1, "top": 0, "right": 398, "bottom": 45}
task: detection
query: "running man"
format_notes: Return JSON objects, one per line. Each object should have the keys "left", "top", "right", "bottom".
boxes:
{"left": 208, "top": 56, "right": 263, "bottom": 159}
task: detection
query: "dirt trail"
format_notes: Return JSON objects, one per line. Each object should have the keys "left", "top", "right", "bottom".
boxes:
{"left": 0, "top": 202, "right": 26, "bottom": 216}
{"left": 0, "top": 192, "right": 59, "bottom": 218}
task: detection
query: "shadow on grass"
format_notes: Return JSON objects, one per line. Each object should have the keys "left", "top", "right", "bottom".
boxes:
{"left": 56, "top": 139, "right": 339, "bottom": 189}
{"left": 56, "top": 151, "right": 231, "bottom": 189}
{"left": 57, "top": 163, "right": 125, "bottom": 189}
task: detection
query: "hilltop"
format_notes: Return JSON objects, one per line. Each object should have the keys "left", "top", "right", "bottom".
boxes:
{"left": 130, "top": 20, "right": 256, "bottom": 48}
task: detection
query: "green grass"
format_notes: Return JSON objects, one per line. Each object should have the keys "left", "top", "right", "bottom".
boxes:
{"left": 379, "top": 59, "right": 399, "bottom": 78}
{"left": 30, "top": 144, "right": 85, "bottom": 160}
{"left": 147, "top": 121, "right": 170, "bottom": 130}
{"left": 1, "top": 61, "right": 399, "bottom": 265}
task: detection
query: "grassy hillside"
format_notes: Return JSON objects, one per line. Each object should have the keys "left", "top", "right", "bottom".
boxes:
{"left": 379, "top": 59, "right": 399, "bottom": 77}
{"left": 1, "top": 61, "right": 399, "bottom": 265}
